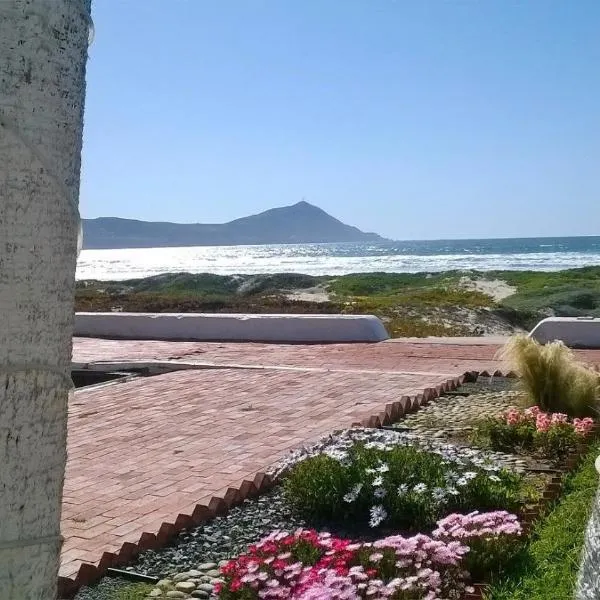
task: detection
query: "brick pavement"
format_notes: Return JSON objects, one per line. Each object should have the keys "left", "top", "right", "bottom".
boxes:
{"left": 73, "top": 336, "right": 600, "bottom": 375}
{"left": 62, "top": 337, "right": 600, "bottom": 592}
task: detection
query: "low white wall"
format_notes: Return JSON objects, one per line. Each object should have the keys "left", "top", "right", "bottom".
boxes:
{"left": 74, "top": 312, "right": 390, "bottom": 343}
{"left": 529, "top": 317, "right": 600, "bottom": 348}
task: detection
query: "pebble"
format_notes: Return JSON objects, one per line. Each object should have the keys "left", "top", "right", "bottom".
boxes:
{"left": 187, "top": 569, "right": 203, "bottom": 577}
{"left": 197, "top": 562, "right": 217, "bottom": 571}
{"left": 157, "top": 579, "right": 173, "bottom": 590}
{"left": 166, "top": 592, "right": 187, "bottom": 599}
{"left": 196, "top": 583, "right": 215, "bottom": 593}
{"left": 191, "top": 592, "right": 210, "bottom": 599}
{"left": 175, "top": 582, "right": 197, "bottom": 593}
{"left": 149, "top": 591, "right": 163, "bottom": 598}
{"left": 205, "top": 570, "right": 221, "bottom": 578}
{"left": 173, "top": 572, "right": 192, "bottom": 583}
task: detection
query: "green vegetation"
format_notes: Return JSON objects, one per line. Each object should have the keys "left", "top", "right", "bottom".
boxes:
{"left": 105, "top": 582, "right": 153, "bottom": 600}
{"left": 499, "top": 335, "right": 599, "bottom": 416}
{"left": 326, "top": 272, "right": 457, "bottom": 296}
{"left": 471, "top": 410, "right": 590, "bottom": 458}
{"left": 75, "top": 266, "right": 600, "bottom": 338}
{"left": 484, "top": 442, "right": 600, "bottom": 600}
{"left": 492, "top": 266, "right": 600, "bottom": 322}
{"left": 283, "top": 442, "right": 528, "bottom": 531}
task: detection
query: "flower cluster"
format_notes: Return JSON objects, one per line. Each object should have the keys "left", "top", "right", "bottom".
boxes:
{"left": 285, "top": 439, "right": 524, "bottom": 532}
{"left": 343, "top": 446, "right": 517, "bottom": 529}
{"left": 432, "top": 511, "right": 523, "bottom": 581}
{"left": 432, "top": 511, "right": 522, "bottom": 541}
{"left": 217, "top": 528, "right": 474, "bottom": 600}
{"left": 474, "top": 406, "right": 595, "bottom": 458}
{"left": 503, "top": 406, "right": 594, "bottom": 435}
{"left": 574, "top": 417, "right": 596, "bottom": 436}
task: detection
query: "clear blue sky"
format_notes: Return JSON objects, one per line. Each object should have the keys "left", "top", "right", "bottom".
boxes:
{"left": 81, "top": 1, "right": 600, "bottom": 240}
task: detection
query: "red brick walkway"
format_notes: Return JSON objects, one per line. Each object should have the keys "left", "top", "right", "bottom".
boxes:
{"left": 73, "top": 337, "right": 507, "bottom": 373}
{"left": 62, "top": 338, "right": 600, "bottom": 588}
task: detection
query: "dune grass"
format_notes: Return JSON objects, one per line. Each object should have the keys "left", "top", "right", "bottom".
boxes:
{"left": 494, "top": 266, "right": 600, "bottom": 317}
{"left": 484, "top": 442, "right": 600, "bottom": 600}
{"left": 75, "top": 266, "right": 600, "bottom": 337}
{"left": 499, "top": 335, "right": 599, "bottom": 416}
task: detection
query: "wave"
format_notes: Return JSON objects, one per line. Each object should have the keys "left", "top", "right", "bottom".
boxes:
{"left": 76, "top": 241, "right": 600, "bottom": 281}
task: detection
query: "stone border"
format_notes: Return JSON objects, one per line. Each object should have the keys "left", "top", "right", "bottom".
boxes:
{"left": 57, "top": 368, "right": 517, "bottom": 598}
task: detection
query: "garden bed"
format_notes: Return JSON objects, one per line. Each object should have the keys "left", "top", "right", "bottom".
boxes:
{"left": 73, "top": 370, "right": 599, "bottom": 600}
{"left": 75, "top": 429, "right": 595, "bottom": 600}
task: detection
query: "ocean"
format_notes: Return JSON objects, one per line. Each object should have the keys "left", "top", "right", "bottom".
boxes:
{"left": 76, "top": 236, "right": 600, "bottom": 281}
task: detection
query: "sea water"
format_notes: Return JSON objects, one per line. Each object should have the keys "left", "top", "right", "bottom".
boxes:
{"left": 76, "top": 236, "right": 600, "bottom": 281}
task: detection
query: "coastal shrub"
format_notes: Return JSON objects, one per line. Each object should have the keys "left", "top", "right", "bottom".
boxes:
{"left": 284, "top": 442, "right": 525, "bottom": 531}
{"left": 432, "top": 511, "right": 523, "bottom": 582}
{"left": 216, "top": 528, "right": 471, "bottom": 600}
{"left": 473, "top": 406, "right": 594, "bottom": 457}
{"left": 498, "top": 335, "right": 599, "bottom": 416}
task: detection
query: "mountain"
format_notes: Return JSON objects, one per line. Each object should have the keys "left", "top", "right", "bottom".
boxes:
{"left": 81, "top": 201, "right": 387, "bottom": 249}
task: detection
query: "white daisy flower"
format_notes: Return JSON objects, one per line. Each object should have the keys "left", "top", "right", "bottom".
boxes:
{"left": 369, "top": 505, "right": 388, "bottom": 528}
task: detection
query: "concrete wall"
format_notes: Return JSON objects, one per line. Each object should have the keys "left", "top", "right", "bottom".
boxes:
{"left": 74, "top": 312, "right": 390, "bottom": 343}
{"left": 529, "top": 317, "right": 600, "bottom": 349}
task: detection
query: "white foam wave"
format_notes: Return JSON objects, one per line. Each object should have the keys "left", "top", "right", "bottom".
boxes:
{"left": 75, "top": 244, "right": 600, "bottom": 281}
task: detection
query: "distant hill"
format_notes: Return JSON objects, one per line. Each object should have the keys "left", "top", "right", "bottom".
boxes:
{"left": 82, "top": 201, "right": 387, "bottom": 249}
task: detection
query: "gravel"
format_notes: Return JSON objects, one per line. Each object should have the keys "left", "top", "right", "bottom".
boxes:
{"left": 457, "top": 375, "right": 520, "bottom": 395}
{"left": 132, "top": 488, "right": 307, "bottom": 579}
{"left": 395, "top": 390, "right": 524, "bottom": 437}
{"left": 267, "top": 425, "right": 529, "bottom": 478}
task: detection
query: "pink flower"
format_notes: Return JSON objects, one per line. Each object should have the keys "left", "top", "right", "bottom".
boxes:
{"left": 505, "top": 408, "right": 522, "bottom": 425}
{"left": 220, "top": 527, "right": 471, "bottom": 600}
{"left": 550, "top": 413, "right": 568, "bottom": 425}
{"left": 433, "top": 511, "right": 522, "bottom": 541}
{"left": 573, "top": 417, "right": 595, "bottom": 436}
{"left": 536, "top": 413, "right": 552, "bottom": 432}
{"left": 522, "top": 406, "right": 542, "bottom": 423}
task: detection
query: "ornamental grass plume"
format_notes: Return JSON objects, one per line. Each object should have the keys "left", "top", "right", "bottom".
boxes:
{"left": 498, "top": 334, "right": 599, "bottom": 417}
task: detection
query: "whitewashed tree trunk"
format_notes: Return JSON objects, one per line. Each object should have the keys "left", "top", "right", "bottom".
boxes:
{"left": 576, "top": 486, "right": 600, "bottom": 599}
{"left": 0, "top": 1, "right": 90, "bottom": 598}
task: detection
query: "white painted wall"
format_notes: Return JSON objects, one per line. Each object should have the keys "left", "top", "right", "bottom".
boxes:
{"left": 530, "top": 317, "right": 600, "bottom": 348}
{"left": 0, "top": 2, "right": 89, "bottom": 597}
{"left": 74, "top": 312, "right": 390, "bottom": 343}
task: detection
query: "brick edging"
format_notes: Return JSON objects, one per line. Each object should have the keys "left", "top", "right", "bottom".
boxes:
{"left": 56, "top": 368, "right": 518, "bottom": 597}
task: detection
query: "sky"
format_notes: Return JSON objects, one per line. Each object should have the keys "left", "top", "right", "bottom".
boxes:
{"left": 81, "top": 1, "right": 600, "bottom": 240}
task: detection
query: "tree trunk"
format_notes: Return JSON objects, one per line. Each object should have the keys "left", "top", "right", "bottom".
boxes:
{"left": 0, "top": 1, "right": 90, "bottom": 597}
{"left": 576, "top": 460, "right": 600, "bottom": 599}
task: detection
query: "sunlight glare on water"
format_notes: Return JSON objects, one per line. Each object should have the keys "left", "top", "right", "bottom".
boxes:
{"left": 76, "top": 239, "right": 600, "bottom": 281}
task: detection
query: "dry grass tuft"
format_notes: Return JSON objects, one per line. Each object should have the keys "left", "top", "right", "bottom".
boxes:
{"left": 498, "top": 334, "right": 599, "bottom": 417}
